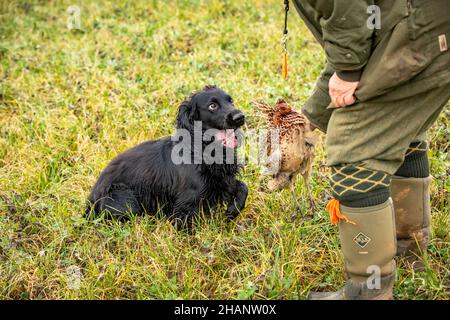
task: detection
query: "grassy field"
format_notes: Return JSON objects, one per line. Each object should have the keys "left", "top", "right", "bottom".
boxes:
{"left": 0, "top": 0, "right": 449, "bottom": 300}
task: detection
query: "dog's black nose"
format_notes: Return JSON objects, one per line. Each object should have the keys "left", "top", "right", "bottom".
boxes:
{"left": 232, "top": 113, "right": 245, "bottom": 123}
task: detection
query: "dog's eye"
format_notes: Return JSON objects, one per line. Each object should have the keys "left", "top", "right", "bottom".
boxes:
{"left": 208, "top": 103, "right": 218, "bottom": 111}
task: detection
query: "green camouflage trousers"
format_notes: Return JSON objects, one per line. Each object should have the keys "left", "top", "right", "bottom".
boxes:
{"left": 303, "top": 16, "right": 450, "bottom": 175}
{"left": 304, "top": 73, "right": 450, "bottom": 175}
{"left": 338, "top": 85, "right": 447, "bottom": 175}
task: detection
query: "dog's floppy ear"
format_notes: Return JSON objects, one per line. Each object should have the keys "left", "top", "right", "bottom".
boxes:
{"left": 176, "top": 97, "right": 197, "bottom": 131}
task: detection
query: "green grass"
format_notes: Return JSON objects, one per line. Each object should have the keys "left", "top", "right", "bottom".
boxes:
{"left": 0, "top": 0, "right": 449, "bottom": 300}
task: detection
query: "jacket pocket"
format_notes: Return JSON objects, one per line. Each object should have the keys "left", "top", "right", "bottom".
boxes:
{"left": 407, "top": 0, "right": 450, "bottom": 41}
{"left": 355, "top": 13, "right": 449, "bottom": 102}
{"left": 355, "top": 18, "right": 427, "bottom": 101}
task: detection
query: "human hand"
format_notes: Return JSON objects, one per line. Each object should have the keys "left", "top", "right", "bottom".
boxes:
{"left": 328, "top": 72, "right": 359, "bottom": 108}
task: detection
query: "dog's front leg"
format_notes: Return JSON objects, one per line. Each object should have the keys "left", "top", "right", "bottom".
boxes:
{"left": 172, "top": 194, "right": 200, "bottom": 231}
{"left": 225, "top": 180, "right": 248, "bottom": 220}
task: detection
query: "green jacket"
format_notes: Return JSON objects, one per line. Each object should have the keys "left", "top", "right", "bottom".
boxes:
{"left": 292, "top": 0, "right": 450, "bottom": 101}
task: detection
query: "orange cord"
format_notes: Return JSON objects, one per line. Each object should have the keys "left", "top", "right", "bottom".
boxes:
{"left": 326, "top": 199, "right": 356, "bottom": 225}
{"left": 282, "top": 52, "right": 288, "bottom": 80}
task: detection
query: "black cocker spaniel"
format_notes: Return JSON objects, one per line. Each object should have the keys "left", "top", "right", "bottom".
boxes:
{"left": 86, "top": 86, "right": 248, "bottom": 229}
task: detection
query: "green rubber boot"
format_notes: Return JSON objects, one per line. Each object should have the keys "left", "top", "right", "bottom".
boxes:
{"left": 391, "top": 176, "right": 431, "bottom": 271}
{"left": 308, "top": 200, "right": 397, "bottom": 300}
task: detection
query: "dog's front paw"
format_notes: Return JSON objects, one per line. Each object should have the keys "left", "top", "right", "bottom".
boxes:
{"left": 224, "top": 208, "right": 240, "bottom": 221}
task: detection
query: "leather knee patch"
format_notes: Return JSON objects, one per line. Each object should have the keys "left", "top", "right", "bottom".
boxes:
{"left": 395, "top": 141, "right": 429, "bottom": 178}
{"left": 330, "top": 164, "right": 391, "bottom": 207}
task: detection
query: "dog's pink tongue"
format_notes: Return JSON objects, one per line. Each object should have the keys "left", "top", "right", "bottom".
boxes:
{"left": 217, "top": 129, "right": 238, "bottom": 148}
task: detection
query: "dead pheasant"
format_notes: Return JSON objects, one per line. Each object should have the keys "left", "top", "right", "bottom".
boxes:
{"left": 255, "top": 99, "right": 318, "bottom": 212}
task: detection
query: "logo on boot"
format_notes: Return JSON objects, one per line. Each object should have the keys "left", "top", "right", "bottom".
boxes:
{"left": 353, "top": 232, "right": 371, "bottom": 248}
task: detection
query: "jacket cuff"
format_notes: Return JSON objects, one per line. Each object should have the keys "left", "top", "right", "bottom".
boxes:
{"left": 336, "top": 69, "right": 362, "bottom": 82}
